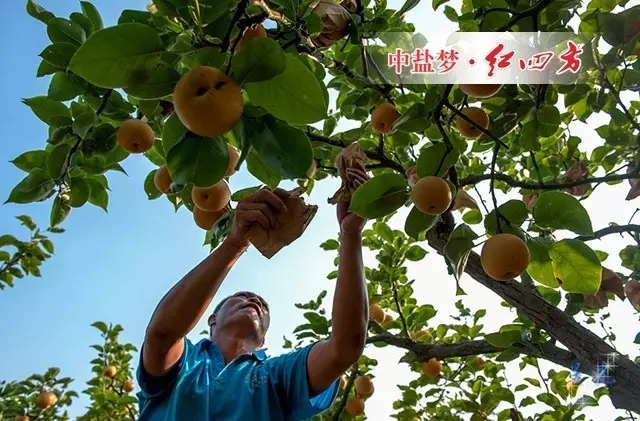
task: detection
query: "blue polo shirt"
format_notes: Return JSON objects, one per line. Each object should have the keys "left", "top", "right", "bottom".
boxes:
{"left": 136, "top": 338, "right": 340, "bottom": 421}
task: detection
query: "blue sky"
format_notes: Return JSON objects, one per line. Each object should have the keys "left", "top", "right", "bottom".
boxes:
{"left": 0, "top": 1, "right": 638, "bottom": 419}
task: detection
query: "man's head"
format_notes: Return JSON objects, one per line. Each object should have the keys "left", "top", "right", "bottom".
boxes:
{"left": 207, "top": 291, "right": 270, "bottom": 347}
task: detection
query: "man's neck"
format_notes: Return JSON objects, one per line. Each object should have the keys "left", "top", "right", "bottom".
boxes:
{"left": 210, "top": 331, "right": 259, "bottom": 364}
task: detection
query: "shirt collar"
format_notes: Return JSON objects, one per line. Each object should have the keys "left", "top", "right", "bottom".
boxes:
{"left": 202, "top": 338, "right": 268, "bottom": 362}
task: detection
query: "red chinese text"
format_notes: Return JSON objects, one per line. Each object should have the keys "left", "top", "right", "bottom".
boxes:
{"left": 388, "top": 48, "right": 411, "bottom": 75}
{"left": 485, "top": 43, "right": 515, "bottom": 77}
{"left": 518, "top": 51, "right": 554, "bottom": 71}
{"left": 411, "top": 48, "right": 436, "bottom": 73}
{"left": 437, "top": 48, "right": 460, "bottom": 73}
{"left": 557, "top": 40, "right": 582, "bottom": 75}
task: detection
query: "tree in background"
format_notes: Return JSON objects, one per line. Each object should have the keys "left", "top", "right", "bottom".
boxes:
{"left": 2, "top": 0, "right": 640, "bottom": 419}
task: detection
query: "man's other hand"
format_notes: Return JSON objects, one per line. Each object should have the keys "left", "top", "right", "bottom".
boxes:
{"left": 226, "top": 188, "right": 289, "bottom": 250}
{"left": 337, "top": 164, "right": 369, "bottom": 236}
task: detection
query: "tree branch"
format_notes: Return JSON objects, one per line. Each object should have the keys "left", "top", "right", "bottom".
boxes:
{"left": 365, "top": 331, "right": 585, "bottom": 374}
{"left": 459, "top": 171, "right": 640, "bottom": 190}
{"left": 575, "top": 224, "right": 640, "bottom": 241}
{"left": 495, "top": 0, "right": 554, "bottom": 31}
{"left": 306, "top": 131, "right": 406, "bottom": 175}
{"left": 333, "top": 364, "right": 358, "bottom": 421}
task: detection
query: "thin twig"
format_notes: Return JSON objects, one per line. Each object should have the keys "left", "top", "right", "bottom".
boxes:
{"left": 221, "top": 0, "right": 249, "bottom": 52}
{"left": 390, "top": 275, "right": 410, "bottom": 337}
{"left": 459, "top": 171, "right": 640, "bottom": 190}
{"left": 535, "top": 359, "right": 550, "bottom": 394}
{"left": 443, "top": 101, "right": 508, "bottom": 148}
{"left": 489, "top": 142, "right": 503, "bottom": 233}
{"left": 495, "top": 0, "right": 553, "bottom": 31}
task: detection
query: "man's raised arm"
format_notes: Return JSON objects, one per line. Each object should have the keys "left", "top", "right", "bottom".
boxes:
{"left": 306, "top": 167, "right": 370, "bottom": 395}
{"left": 142, "top": 189, "right": 288, "bottom": 377}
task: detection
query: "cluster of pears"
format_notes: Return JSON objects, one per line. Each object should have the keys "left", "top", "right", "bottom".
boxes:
{"left": 345, "top": 375, "right": 375, "bottom": 416}
{"left": 368, "top": 85, "right": 530, "bottom": 282}
{"left": 103, "top": 365, "right": 136, "bottom": 392}
{"left": 116, "top": 27, "right": 268, "bottom": 230}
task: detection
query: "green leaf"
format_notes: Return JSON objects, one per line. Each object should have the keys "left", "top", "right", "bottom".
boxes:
{"left": 5, "top": 169, "right": 56, "bottom": 204}
{"left": 526, "top": 237, "right": 558, "bottom": 288}
{"left": 91, "top": 321, "right": 108, "bottom": 334}
{"left": 123, "top": 60, "right": 181, "bottom": 99}
{"left": 37, "top": 60, "right": 62, "bottom": 77}
{"left": 406, "top": 245, "right": 427, "bottom": 261}
{"left": 22, "top": 96, "right": 71, "bottom": 126}
{"left": 231, "top": 186, "right": 261, "bottom": 202}
{"left": 245, "top": 54, "right": 327, "bottom": 125}
{"left": 69, "top": 177, "right": 91, "bottom": 207}
{"left": 398, "top": 0, "right": 423, "bottom": 15}
{"left": 349, "top": 173, "right": 409, "bottom": 219}
{"left": 484, "top": 330, "right": 522, "bottom": 348}
{"left": 320, "top": 239, "right": 340, "bottom": 251}
{"left": 405, "top": 207, "right": 438, "bottom": 240}
{"left": 230, "top": 38, "right": 286, "bottom": 85}
{"left": 144, "top": 170, "right": 162, "bottom": 200}
{"left": 534, "top": 105, "right": 561, "bottom": 137}
{"left": 417, "top": 142, "right": 460, "bottom": 177}
{"left": 48, "top": 72, "right": 83, "bottom": 101}
{"left": 166, "top": 134, "right": 229, "bottom": 188}
{"left": 69, "top": 23, "right": 166, "bottom": 89}
{"left": 27, "top": 0, "right": 55, "bottom": 24}
{"left": 549, "top": 239, "right": 602, "bottom": 294}
{"left": 444, "top": 223, "right": 478, "bottom": 280}
{"left": 39, "top": 43, "right": 78, "bottom": 68}
{"left": 246, "top": 116, "right": 313, "bottom": 179}
{"left": 162, "top": 113, "right": 188, "bottom": 155}
{"left": 462, "top": 209, "right": 482, "bottom": 224}
{"left": 47, "top": 143, "right": 71, "bottom": 179}
{"left": 50, "top": 195, "right": 71, "bottom": 228}
{"left": 70, "top": 12, "right": 94, "bottom": 37}
{"left": 393, "top": 103, "right": 433, "bottom": 133}
{"left": 246, "top": 149, "right": 281, "bottom": 189}
{"left": 47, "top": 18, "right": 86, "bottom": 45}
{"left": 73, "top": 112, "right": 99, "bottom": 138}
{"left": 533, "top": 191, "right": 593, "bottom": 236}
{"left": 11, "top": 150, "right": 49, "bottom": 173}
{"left": 86, "top": 179, "right": 109, "bottom": 212}
{"left": 484, "top": 200, "right": 528, "bottom": 235}
{"left": 432, "top": 0, "right": 448, "bottom": 10}
{"left": 0, "top": 235, "right": 20, "bottom": 248}
{"left": 81, "top": 1, "right": 104, "bottom": 31}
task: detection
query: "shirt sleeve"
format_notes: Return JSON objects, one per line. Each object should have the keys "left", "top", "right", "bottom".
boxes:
{"left": 136, "top": 337, "right": 195, "bottom": 399}
{"left": 266, "top": 342, "right": 341, "bottom": 420}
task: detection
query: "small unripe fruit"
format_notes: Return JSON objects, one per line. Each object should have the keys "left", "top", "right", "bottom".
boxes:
{"left": 103, "top": 365, "right": 117, "bottom": 378}
{"left": 123, "top": 379, "right": 135, "bottom": 392}
{"left": 36, "top": 391, "right": 57, "bottom": 409}
{"left": 345, "top": 396, "right": 365, "bottom": 416}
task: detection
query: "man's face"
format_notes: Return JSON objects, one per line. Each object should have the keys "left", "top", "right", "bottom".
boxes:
{"left": 210, "top": 292, "right": 270, "bottom": 344}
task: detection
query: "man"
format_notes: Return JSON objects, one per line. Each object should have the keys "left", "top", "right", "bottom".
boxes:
{"left": 136, "top": 167, "right": 370, "bottom": 421}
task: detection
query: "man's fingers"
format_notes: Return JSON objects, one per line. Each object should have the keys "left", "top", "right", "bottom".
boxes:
{"left": 240, "top": 202, "right": 279, "bottom": 229}
{"left": 241, "top": 210, "right": 270, "bottom": 230}
{"left": 347, "top": 168, "right": 369, "bottom": 185}
{"left": 251, "top": 188, "right": 288, "bottom": 213}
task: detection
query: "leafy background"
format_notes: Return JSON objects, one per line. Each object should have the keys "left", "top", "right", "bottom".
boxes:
{"left": 0, "top": 0, "right": 639, "bottom": 420}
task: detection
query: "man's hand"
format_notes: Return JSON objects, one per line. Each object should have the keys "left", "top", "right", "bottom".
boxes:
{"left": 226, "top": 188, "right": 289, "bottom": 250}
{"left": 337, "top": 164, "right": 370, "bottom": 235}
